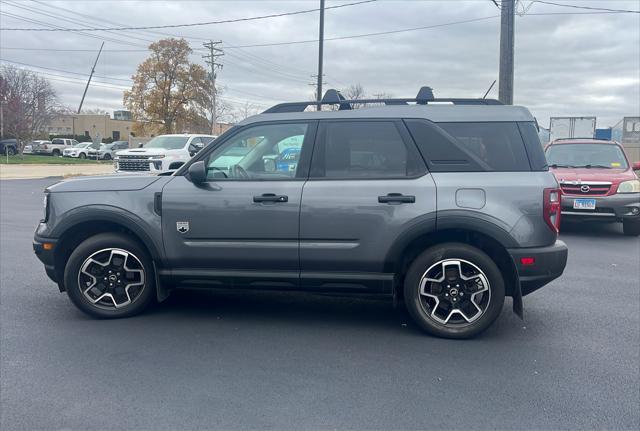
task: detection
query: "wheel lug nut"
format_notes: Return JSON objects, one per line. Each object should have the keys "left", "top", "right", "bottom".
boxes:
{"left": 456, "top": 284, "right": 459, "bottom": 287}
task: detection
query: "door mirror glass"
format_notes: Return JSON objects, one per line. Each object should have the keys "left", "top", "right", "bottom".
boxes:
{"left": 188, "top": 161, "right": 207, "bottom": 184}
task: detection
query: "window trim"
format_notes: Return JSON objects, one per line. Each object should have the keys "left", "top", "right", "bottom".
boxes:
{"left": 176, "top": 120, "right": 318, "bottom": 182}
{"left": 308, "top": 118, "right": 428, "bottom": 181}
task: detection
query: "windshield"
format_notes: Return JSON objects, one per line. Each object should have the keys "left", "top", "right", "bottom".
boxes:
{"left": 546, "top": 143, "right": 628, "bottom": 169}
{"left": 76, "top": 143, "right": 90, "bottom": 149}
{"left": 144, "top": 136, "right": 189, "bottom": 150}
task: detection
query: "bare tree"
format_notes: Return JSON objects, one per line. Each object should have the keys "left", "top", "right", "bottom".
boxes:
{"left": 81, "top": 108, "right": 109, "bottom": 115}
{"left": 230, "top": 100, "right": 260, "bottom": 123}
{"left": 0, "top": 65, "right": 61, "bottom": 154}
{"left": 343, "top": 83, "right": 366, "bottom": 108}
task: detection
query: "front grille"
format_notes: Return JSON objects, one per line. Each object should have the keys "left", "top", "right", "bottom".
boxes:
{"left": 560, "top": 183, "right": 611, "bottom": 196}
{"left": 118, "top": 158, "right": 151, "bottom": 171}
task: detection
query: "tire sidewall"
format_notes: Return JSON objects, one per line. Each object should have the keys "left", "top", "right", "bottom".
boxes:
{"left": 404, "top": 243, "right": 505, "bottom": 339}
{"left": 64, "top": 233, "right": 155, "bottom": 318}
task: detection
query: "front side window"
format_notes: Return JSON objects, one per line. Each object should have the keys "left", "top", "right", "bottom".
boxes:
{"left": 312, "top": 121, "right": 421, "bottom": 179}
{"left": 204, "top": 123, "right": 309, "bottom": 180}
{"left": 145, "top": 136, "right": 189, "bottom": 150}
{"left": 545, "top": 143, "right": 628, "bottom": 169}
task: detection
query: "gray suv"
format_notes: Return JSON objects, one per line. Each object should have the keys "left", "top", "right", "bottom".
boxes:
{"left": 34, "top": 88, "right": 568, "bottom": 338}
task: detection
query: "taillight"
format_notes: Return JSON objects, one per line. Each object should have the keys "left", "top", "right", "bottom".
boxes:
{"left": 543, "top": 188, "right": 561, "bottom": 234}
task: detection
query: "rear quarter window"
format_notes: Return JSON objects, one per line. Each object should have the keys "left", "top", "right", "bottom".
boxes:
{"left": 405, "top": 120, "right": 532, "bottom": 172}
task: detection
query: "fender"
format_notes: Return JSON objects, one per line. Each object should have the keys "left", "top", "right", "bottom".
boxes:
{"left": 50, "top": 205, "right": 164, "bottom": 263}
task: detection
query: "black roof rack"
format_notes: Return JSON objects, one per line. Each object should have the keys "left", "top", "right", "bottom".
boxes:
{"left": 262, "top": 86, "right": 502, "bottom": 114}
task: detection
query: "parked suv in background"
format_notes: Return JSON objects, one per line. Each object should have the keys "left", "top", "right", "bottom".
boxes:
{"left": 63, "top": 142, "right": 101, "bottom": 159}
{"left": 0, "top": 138, "right": 18, "bottom": 156}
{"left": 546, "top": 138, "right": 640, "bottom": 236}
{"left": 88, "top": 140, "right": 129, "bottom": 160}
{"left": 34, "top": 138, "right": 79, "bottom": 157}
{"left": 114, "top": 134, "right": 215, "bottom": 173}
{"left": 34, "top": 88, "right": 568, "bottom": 338}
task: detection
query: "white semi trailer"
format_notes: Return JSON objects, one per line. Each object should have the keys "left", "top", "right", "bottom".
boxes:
{"left": 549, "top": 117, "right": 596, "bottom": 142}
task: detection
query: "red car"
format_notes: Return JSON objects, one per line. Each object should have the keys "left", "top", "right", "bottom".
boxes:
{"left": 545, "top": 139, "right": 640, "bottom": 236}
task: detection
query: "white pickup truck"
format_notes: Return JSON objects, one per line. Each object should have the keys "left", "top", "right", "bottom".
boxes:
{"left": 114, "top": 134, "right": 216, "bottom": 173}
{"left": 33, "top": 138, "right": 80, "bottom": 157}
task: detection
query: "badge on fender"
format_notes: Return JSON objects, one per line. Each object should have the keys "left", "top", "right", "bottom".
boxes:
{"left": 176, "top": 221, "right": 189, "bottom": 233}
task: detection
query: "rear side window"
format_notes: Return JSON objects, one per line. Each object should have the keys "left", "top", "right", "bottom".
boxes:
{"left": 405, "top": 120, "right": 531, "bottom": 172}
{"left": 311, "top": 121, "right": 425, "bottom": 179}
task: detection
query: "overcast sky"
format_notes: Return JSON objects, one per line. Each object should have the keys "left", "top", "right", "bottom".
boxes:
{"left": 1, "top": 0, "right": 639, "bottom": 127}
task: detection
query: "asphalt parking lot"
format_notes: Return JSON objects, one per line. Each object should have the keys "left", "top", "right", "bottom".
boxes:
{"left": 1, "top": 178, "right": 638, "bottom": 430}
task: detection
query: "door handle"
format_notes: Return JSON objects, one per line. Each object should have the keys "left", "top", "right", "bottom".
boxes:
{"left": 253, "top": 193, "right": 288, "bottom": 203}
{"left": 378, "top": 193, "right": 415, "bottom": 204}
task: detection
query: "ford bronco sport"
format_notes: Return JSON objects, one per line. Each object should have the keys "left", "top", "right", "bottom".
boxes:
{"left": 34, "top": 88, "right": 568, "bottom": 338}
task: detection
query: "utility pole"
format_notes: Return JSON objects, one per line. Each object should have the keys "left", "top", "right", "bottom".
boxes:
{"left": 202, "top": 40, "right": 224, "bottom": 135}
{"left": 77, "top": 42, "right": 104, "bottom": 114}
{"left": 498, "top": 0, "right": 515, "bottom": 104}
{"left": 316, "top": 0, "right": 325, "bottom": 110}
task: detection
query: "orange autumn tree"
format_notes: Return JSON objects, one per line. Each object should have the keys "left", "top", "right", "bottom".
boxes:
{"left": 124, "top": 38, "right": 211, "bottom": 135}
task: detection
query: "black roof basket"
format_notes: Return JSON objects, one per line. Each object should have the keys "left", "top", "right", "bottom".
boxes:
{"left": 262, "top": 86, "right": 502, "bottom": 113}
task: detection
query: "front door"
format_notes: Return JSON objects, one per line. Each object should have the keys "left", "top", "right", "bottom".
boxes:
{"left": 161, "top": 121, "right": 316, "bottom": 288}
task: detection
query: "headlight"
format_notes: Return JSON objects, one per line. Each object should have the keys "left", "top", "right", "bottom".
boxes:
{"left": 43, "top": 193, "right": 50, "bottom": 222}
{"left": 114, "top": 156, "right": 120, "bottom": 160}
{"left": 617, "top": 180, "right": 640, "bottom": 194}
{"left": 149, "top": 155, "right": 165, "bottom": 159}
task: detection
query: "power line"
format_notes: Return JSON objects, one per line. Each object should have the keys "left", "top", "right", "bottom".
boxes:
{"left": 224, "top": 15, "right": 501, "bottom": 48}
{"left": 0, "top": 11, "right": 147, "bottom": 48}
{"left": 0, "top": 59, "right": 133, "bottom": 83}
{"left": 0, "top": 0, "right": 377, "bottom": 31}
{"left": 532, "top": 0, "right": 639, "bottom": 14}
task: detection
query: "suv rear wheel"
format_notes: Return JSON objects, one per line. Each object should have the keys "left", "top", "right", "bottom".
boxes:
{"left": 64, "top": 233, "right": 156, "bottom": 318}
{"left": 52, "top": 149, "right": 60, "bottom": 157}
{"left": 403, "top": 243, "right": 505, "bottom": 338}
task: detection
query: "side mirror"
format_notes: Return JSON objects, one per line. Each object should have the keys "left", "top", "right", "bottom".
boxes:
{"left": 188, "top": 160, "right": 207, "bottom": 184}
{"left": 632, "top": 161, "right": 640, "bottom": 171}
{"left": 138, "top": 143, "right": 144, "bottom": 148}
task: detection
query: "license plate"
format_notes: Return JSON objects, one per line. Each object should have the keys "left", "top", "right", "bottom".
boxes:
{"left": 573, "top": 199, "right": 596, "bottom": 210}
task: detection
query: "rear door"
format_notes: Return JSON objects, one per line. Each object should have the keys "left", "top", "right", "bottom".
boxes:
{"left": 299, "top": 119, "right": 437, "bottom": 292}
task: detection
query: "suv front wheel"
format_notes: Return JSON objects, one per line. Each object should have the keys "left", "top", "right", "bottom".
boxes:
{"left": 64, "top": 233, "right": 156, "bottom": 318}
{"left": 404, "top": 243, "right": 505, "bottom": 339}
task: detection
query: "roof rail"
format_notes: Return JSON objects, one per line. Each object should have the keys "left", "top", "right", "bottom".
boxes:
{"left": 262, "top": 86, "right": 502, "bottom": 113}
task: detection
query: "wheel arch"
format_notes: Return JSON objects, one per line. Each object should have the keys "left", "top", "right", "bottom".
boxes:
{"left": 386, "top": 222, "right": 520, "bottom": 307}
{"left": 51, "top": 207, "right": 163, "bottom": 289}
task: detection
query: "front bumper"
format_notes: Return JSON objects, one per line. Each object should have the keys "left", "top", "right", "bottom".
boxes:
{"left": 33, "top": 235, "right": 60, "bottom": 286}
{"left": 561, "top": 193, "right": 640, "bottom": 222}
{"left": 508, "top": 240, "right": 568, "bottom": 296}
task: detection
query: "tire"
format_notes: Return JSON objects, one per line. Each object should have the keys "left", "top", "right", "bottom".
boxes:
{"left": 6, "top": 146, "right": 16, "bottom": 156}
{"left": 64, "top": 233, "right": 156, "bottom": 318}
{"left": 79, "top": 152, "right": 86, "bottom": 159}
{"left": 623, "top": 219, "right": 640, "bottom": 236}
{"left": 52, "top": 149, "right": 60, "bottom": 157}
{"left": 403, "top": 243, "right": 505, "bottom": 339}
{"left": 103, "top": 153, "right": 112, "bottom": 160}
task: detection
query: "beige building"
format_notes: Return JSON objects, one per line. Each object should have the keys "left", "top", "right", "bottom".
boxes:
{"left": 47, "top": 114, "right": 134, "bottom": 141}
